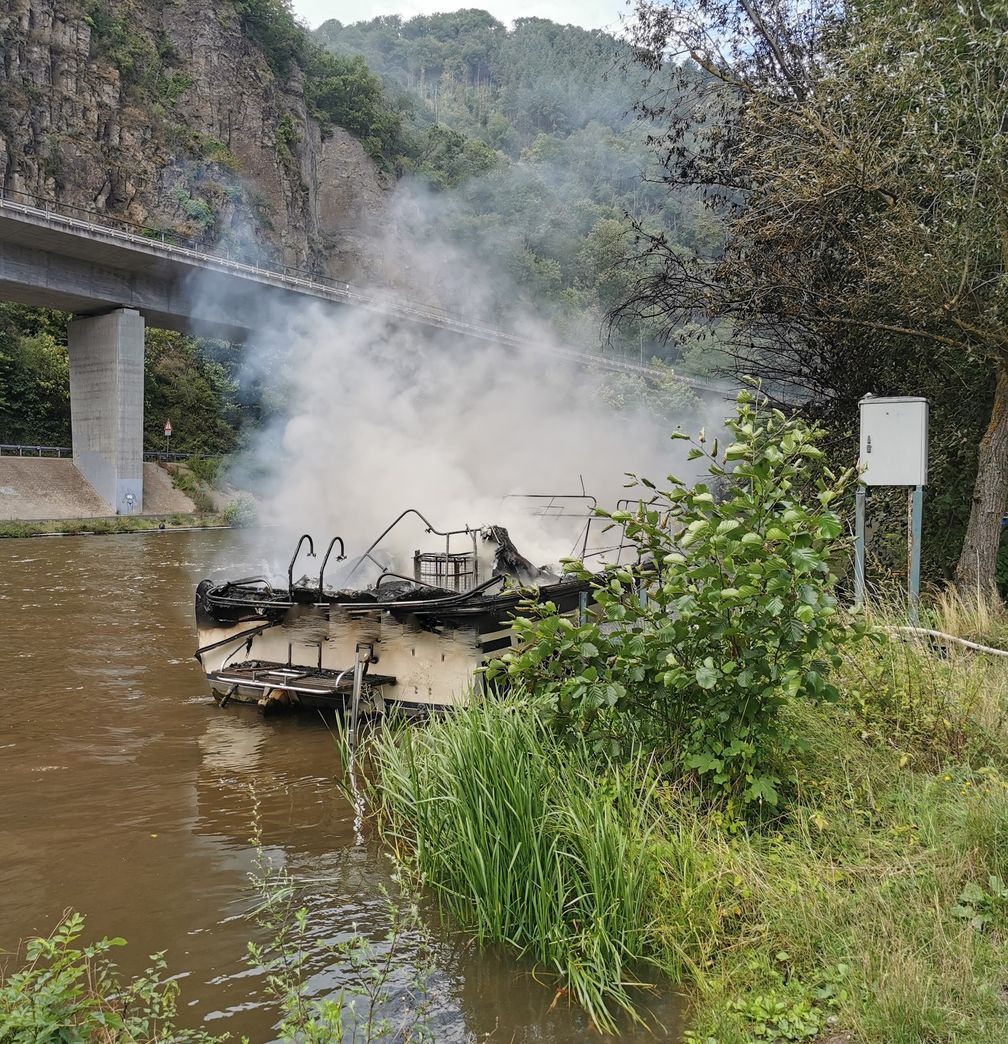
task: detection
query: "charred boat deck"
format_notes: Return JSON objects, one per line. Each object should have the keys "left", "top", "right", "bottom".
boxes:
{"left": 194, "top": 507, "right": 596, "bottom": 715}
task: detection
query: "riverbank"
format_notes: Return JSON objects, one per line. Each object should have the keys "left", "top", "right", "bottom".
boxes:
{"left": 374, "top": 608, "right": 1008, "bottom": 1042}
{"left": 0, "top": 512, "right": 234, "bottom": 537}
{"left": 370, "top": 399, "right": 1008, "bottom": 1042}
{"left": 0, "top": 457, "right": 198, "bottom": 520}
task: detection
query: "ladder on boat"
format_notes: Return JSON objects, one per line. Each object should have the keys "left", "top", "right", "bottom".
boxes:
{"left": 209, "top": 658, "right": 395, "bottom": 712}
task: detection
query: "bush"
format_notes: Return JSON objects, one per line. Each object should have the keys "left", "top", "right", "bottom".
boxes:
{"left": 223, "top": 495, "right": 257, "bottom": 528}
{"left": 0, "top": 913, "right": 223, "bottom": 1043}
{"left": 491, "top": 390, "right": 863, "bottom": 807}
{"left": 0, "top": 521, "right": 36, "bottom": 539}
{"left": 186, "top": 455, "right": 221, "bottom": 486}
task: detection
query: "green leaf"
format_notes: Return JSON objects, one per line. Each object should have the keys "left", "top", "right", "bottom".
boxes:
{"left": 695, "top": 664, "right": 719, "bottom": 689}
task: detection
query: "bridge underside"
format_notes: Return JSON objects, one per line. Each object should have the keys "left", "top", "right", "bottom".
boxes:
{"left": 0, "top": 200, "right": 733, "bottom": 515}
{"left": 0, "top": 224, "right": 344, "bottom": 514}
{"left": 0, "top": 235, "right": 287, "bottom": 342}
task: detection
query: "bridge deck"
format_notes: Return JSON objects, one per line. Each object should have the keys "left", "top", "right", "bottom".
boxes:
{"left": 0, "top": 190, "right": 735, "bottom": 397}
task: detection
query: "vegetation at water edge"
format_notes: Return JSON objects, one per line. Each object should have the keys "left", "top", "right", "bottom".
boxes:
{"left": 373, "top": 395, "right": 1008, "bottom": 1040}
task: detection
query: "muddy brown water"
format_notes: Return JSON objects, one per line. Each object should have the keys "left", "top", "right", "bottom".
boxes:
{"left": 0, "top": 531, "right": 683, "bottom": 1042}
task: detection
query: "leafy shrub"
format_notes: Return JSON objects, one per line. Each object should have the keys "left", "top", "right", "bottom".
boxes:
{"left": 492, "top": 391, "right": 862, "bottom": 807}
{"left": 223, "top": 495, "right": 257, "bottom": 528}
{"left": 0, "top": 912, "right": 222, "bottom": 1043}
{"left": 0, "top": 521, "right": 35, "bottom": 539}
{"left": 186, "top": 455, "right": 221, "bottom": 486}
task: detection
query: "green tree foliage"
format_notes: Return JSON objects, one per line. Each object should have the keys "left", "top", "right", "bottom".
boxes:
{"left": 314, "top": 12, "right": 717, "bottom": 368}
{"left": 621, "top": 0, "right": 1008, "bottom": 591}
{"left": 406, "top": 124, "right": 497, "bottom": 188}
{"left": 491, "top": 392, "right": 861, "bottom": 807}
{"left": 315, "top": 13, "right": 641, "bottom": 153}
{"left": 143, "top": 330, "right": 242, "bottom": 456}
{"left": 0, "top": 305, "right": 244, "bottom": 455}
{"left": 0, "top": 306, "right": 71, "bottom": 445}
{"left": 232, "top": 0, "right": 405, "bottom": 161}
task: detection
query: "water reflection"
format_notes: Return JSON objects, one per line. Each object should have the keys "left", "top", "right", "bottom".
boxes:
{"left": 0, "top": 531, "right": 681, "bottom": 1041}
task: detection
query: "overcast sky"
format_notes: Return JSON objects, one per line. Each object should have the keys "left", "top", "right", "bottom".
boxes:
{"left": 291, "top": 0, "right": 629, "bottom": 32}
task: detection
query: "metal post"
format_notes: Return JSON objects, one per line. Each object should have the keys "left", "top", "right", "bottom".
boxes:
{"left": 854, "top": 484, "right": 866, "bottom": 608}
{"left": 908, "top": 485, "right": 923, "bottom": 625}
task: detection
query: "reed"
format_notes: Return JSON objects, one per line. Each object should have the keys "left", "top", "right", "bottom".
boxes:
{"left": 372, "top": 697, "right": 662, "bottom": 1032}
{"left": 930, "top": 584, "right": 1008, "bottom": 647}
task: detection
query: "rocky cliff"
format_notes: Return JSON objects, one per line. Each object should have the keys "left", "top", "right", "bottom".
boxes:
{"left": 0, "top": 0, "right": 388, "bottom": 280}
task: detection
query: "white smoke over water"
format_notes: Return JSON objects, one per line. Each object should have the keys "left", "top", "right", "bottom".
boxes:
{"left": 211, "top": 183, "right": 725, "bottom": 586}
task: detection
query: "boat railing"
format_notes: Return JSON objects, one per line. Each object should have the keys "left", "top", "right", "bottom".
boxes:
{"left": 287, "top": 533, "right": 316, "bottom": 597}
{"left": 317, "top": 537, "right": 346, "bottom": 598}
{"left": 344, "top": 508, "right": 479, "bottom": 590}
{"left": 503, "top": 491, "right": 600, "bottom": 561}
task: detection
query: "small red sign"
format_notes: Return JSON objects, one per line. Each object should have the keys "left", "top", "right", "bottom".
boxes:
{"left": 164, "top": 419, "right": 172, "bottom": 437}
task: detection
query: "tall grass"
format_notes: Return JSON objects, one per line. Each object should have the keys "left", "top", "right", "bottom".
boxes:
{"left": 372, "top": 698, "right": 662, "bottom": 1031}
{"left": 929, "top": 584, "right": 1008, "bottom": 648}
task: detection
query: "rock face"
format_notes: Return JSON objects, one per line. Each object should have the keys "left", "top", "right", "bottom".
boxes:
{"left": 0, "top": 0, "right": 389, "bottom": 280}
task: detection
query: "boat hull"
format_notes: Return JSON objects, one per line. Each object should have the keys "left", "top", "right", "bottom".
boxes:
{"left": 194, "top": 578, "right": 588, "bottom": 713}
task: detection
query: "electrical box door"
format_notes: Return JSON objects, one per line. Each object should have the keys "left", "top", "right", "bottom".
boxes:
{"left": 858, "top": 396, "right": 928, "bottom": 487}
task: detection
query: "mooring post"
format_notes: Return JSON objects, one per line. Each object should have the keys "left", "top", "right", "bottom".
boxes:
{"left": 854, "top": 484, "right": 866, "bottom": 609}
{"left": 908, "top": 484, "right": 923, "bottom": 625}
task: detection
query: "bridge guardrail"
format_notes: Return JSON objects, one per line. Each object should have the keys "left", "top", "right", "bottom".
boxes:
{"left": 0, "top": 443, "right": 72, "bottom": 458}
{"left": 0, "top": 444, "right": 190, "bottom": 462}
{"left": 0, "top": 188, "right": 735, "bottom": 396}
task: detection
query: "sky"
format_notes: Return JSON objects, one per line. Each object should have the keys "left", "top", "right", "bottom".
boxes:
{"left": 291, "top": 0, "right": 628, "bottom": 32}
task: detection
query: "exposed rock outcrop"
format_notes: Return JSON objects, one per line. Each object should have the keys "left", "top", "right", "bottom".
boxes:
{"left": 0, "top": 0, "right": 389, "bottom": 280}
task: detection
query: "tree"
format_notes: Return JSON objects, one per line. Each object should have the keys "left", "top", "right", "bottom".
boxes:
{"left": 618, "top": 0, "right": 1008, "bottom": 594}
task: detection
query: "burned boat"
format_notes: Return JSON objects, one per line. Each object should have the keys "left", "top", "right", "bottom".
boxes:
{"left": 194, "top": 509, "right": 592, "bottom": 715}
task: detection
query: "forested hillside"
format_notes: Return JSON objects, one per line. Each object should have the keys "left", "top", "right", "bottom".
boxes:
{"left": 0, "top": 304, "right": 245, "bottom": 456}
{"left": 315, "top": 13, "right": 718, "bottom": 368}
{"left": 316, "top": 11, "right": 636, "bottom": 152}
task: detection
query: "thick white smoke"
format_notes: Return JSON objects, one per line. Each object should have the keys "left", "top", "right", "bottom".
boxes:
{"left": 217, "top": 181, "right": 725, "bottom": 584}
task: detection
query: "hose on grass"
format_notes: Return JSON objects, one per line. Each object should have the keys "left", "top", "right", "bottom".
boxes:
{"left": 892, "top": 626, "right": 1008, "bottom": 657}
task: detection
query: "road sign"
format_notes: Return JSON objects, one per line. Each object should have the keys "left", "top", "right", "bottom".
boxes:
{"left": 164, "top": 419, "right": 172, "bottom": 437}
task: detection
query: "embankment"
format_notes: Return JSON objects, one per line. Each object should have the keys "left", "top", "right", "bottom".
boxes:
{"left": 0, "top": 458, "right": 194, "bottom": 520}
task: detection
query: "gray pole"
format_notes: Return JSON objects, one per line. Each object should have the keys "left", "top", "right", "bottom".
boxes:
{"left": 854, "top": 484, "right": 866, "bottom": 608}
{"left": 908, "top": 484, "right": 923, "bottom": 624}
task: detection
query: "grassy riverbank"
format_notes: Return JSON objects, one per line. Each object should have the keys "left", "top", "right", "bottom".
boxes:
{"left": 0, "top": 513, "right": 234, "bottom": 538}
{"left": 374, "top": 609, "right": 1008, "bottom": 1041}
{"left": 371, "top": 398, "right": 1008, "bottom": 1041}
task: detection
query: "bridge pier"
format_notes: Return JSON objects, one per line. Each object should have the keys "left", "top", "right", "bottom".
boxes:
{"left": 68, "top": 308, "right": 145, "bottom": 514}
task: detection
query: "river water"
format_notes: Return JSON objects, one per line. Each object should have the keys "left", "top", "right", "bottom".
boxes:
{"left": 0, "top": 530, "right": 682, "bottom": 1041}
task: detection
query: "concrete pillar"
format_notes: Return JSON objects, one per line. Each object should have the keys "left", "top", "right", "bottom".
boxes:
{"left": 68, "top": 308, "right": 144, "bottom": 514}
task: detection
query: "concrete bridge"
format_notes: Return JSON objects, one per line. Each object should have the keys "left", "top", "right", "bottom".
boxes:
{"left": 0, "top": 190, "right": 732, "bottom": 513}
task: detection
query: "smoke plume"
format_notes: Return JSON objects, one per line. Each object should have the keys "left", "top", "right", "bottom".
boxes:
{"left": 216, "top": 177, "right": 723, "bottom": 583}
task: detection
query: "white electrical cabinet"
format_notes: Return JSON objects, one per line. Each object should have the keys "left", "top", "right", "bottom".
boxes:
{"left": 858, "top": 395, "right": 928, "bottom": 487}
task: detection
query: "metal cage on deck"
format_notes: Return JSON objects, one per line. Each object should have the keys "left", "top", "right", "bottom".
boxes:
{"left": 413, "top": 550, "right": 479, "bottom": 592}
